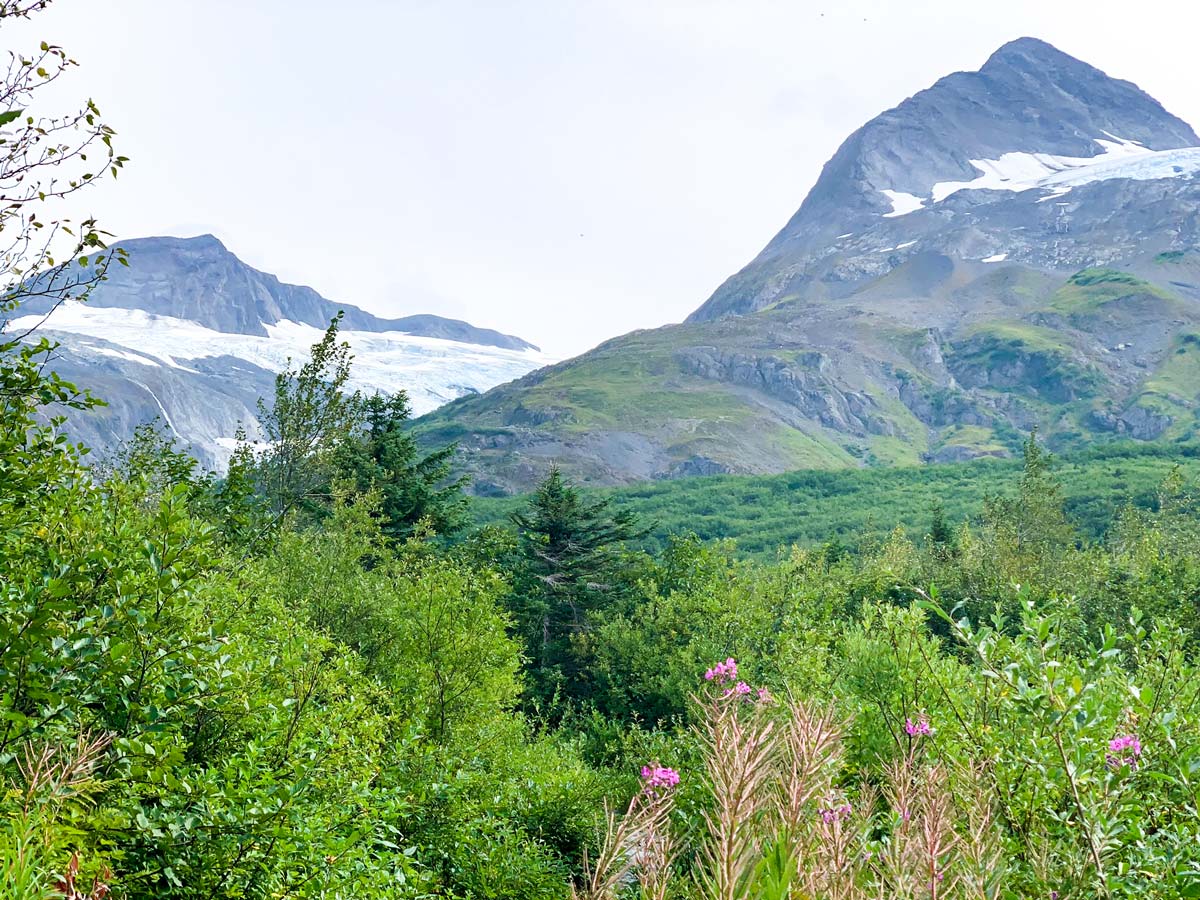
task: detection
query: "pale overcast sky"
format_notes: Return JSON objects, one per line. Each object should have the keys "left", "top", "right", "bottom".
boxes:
{"left": 19, "top": 0, "right": 1200, "bottom": 355}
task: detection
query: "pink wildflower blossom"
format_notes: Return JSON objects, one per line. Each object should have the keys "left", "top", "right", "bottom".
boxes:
{"left": 705, "top": 657, "right": 738, "bottom": 684}
{"left": 756, "top": 687, "right": 773, "bottom": 704}
{"left": 1106, "top": 734, "right": 1142, "bottom": 770}
{"left": 905, "top": 713, "right": 931, "bottom": 737}
{"left": 723, "top": 680, "right": 753, "bottom": 700}
{"left": 819, "top": 803, "right": 852, "bottom": 824}
{"left": 640, "top": 764, "right": 680, "bottom": 793}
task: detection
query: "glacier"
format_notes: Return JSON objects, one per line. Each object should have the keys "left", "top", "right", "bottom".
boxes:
{"left": 933, "top": 137, "right": 1200, "bottom": 201}
{"left": 8, "top": 304, "right": 551, "bottom": 417}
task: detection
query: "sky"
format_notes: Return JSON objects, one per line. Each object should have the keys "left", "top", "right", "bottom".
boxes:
{"left": 16, "top": 0, "right": 1200, "bottom": 356}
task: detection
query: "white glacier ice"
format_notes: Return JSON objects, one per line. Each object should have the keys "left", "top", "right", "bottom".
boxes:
{"left": 7, "top": 304, "right": 552, "bottom": 416}
{"left": 929, "top": 137, "right": 1200, "bottom": 202}
{"left": 881, "top": 190, "right": 925, "bottom": 217}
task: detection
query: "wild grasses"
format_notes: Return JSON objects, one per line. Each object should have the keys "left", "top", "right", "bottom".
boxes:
{"left": 576, "top": 663, "right": 1010, "bottom": 900}
{"left": 1, "top": 734, "right": 112, "bottom": 900}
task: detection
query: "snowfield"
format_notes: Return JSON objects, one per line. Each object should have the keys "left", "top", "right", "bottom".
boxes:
{"left": 881, "top": 136, "right": 1200, "bottom": 213}
{"left": 7, "top": 304, "right": 552, "bottom": 415}
{"left": 881, "top": 190, "right": 926, "bottom": 217}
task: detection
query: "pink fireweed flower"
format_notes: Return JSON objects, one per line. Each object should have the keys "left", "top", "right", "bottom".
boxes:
{"left": 756, "top": 686, "right": 773, "bottom": 704}
{"left": 705, "top": 657, "right": 738, "bottom": 684}
{"left": 640, "top": 765, "right": 680, "bottom": 793}
{"left": 1106, "top": 734, "right": 1142, "bottom": 770}
{"left": 723, "top": 680, "right": 753, "bottom": 700}
{"left": 905, "top": 713, "right": 931, "bottom": 737}
{"left": 819, "top": 802, "right": 852, "bottom": 824}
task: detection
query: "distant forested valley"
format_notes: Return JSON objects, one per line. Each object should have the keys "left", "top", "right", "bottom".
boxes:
{"left": 471, "top": 440, "right": 1200, "bottom": 556}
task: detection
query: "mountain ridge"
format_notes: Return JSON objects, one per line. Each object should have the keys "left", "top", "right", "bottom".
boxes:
{"left": 689, "top": 36, "right": 1199, "bottom": 323}
{"left": 17, "top": 234, "right": 538, "bottom": 351}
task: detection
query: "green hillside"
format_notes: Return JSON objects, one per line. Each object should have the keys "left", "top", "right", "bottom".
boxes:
{"left": 420, "top": 258, "right": 1200, "bottom": 495}
{"left": 469, "top": 440, "right": 1200, "bottom": 555}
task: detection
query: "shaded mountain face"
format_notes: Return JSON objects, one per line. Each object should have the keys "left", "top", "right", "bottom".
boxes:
{"left": 19, "top": 235, "right": 537, "bottom": 350}
{"left": 6, "top": 235, "right": 547, "bottom": 468}
{"left": 415, "top": 39, "right": 1200, "bottom": 495}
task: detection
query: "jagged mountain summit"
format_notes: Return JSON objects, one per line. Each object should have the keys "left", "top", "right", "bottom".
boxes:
{"left": 690, "top": 37, "right": 1200, "bottom": 322}
{"left": 415, "top": 38, "right": 1200, "bottom": 495}
{"left": 8, "top": 235, "right": 548, "bottom": 467}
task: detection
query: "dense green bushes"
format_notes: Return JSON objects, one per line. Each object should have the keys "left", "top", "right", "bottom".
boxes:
{"left": 10, "top": 5, "right": 1200, "bottom": 895}
{"left": 12, "top": 316, "right": 1200, "bottom": 896}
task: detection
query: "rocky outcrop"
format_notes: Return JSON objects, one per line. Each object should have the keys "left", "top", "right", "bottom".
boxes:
{"left": 659, "top": 456, "right": 734, "bottom": 478}
{"left": 947, "top": 338, "right": 1100, "bottom": 404}
{"left": 1090, "top": 404, "right": 1174, "bottom": 440}
{"left": 676, "top": 347, "right": 893, "bottom": 435}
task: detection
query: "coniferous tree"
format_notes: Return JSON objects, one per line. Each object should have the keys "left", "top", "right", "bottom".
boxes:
{"left": 332, "top": 391, "right": 468, "bottom": 539}
{"left": 929, "top": 498, "right": 952, "bottom": 546}
{"left": 509, "top": 467, "right": 649, "bottom": 709}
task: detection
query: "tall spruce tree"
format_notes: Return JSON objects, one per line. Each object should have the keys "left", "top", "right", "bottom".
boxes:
{"left": 510, "top": 467, "right": 648, "bottom": 710}
{"left": 332, "top": 391, "right": 467, "bottom": 539}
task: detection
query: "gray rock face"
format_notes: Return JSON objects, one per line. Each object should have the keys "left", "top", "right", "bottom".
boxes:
{"left": 34, "top": 340, "right": 275, "bottom": 466}
{"left": 1091, "top": 404, "right": 1173, "bottom": 440}
{"left": 690, "top": 38, "right": 1200, "bottom": 322}
{"left": 676, "top": 347, "right": 892, "bottom": 435}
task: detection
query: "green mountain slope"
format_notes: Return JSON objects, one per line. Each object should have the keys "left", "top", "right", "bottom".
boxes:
{"left": 414, "top": 41, "right": 1200, "bottom": 495}
{"left": 417, "top": 255, "right": 1200, "bottom": 494}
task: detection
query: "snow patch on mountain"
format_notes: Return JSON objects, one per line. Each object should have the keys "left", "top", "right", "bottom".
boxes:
{"left": 874, "top": 137, "right": 1200, "bottom": 217}
{"left": 9, "top": 304, "right": 552, "bottom": 416}
{"left": 86, "top": 344, "right": 162, "bottom": 367}
{"left": 922, "top": 137, "right": 1200, "bottom": 204}
{"left": 881, "top": 190, "right": 925, "bottom": 217}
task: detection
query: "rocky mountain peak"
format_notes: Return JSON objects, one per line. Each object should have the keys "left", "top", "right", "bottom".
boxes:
{"left": 975, "top": 37, "right": 1198, "bottom": 151}
{"left": 981, "top": 36, "right": 1103, "bottom": 76}
{"left": 689, "top": 38, "right": 1200, "bottom": 322}
{"left": 23, "top": 234, "right": 537, "bottom": 351}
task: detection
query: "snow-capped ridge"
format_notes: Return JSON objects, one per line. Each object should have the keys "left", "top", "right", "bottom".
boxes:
{"left": 690, "top": 37, "right": 1200, "bottom": 322}
{"left": 21, "top": 235, "right": 540, "bottom": 352}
